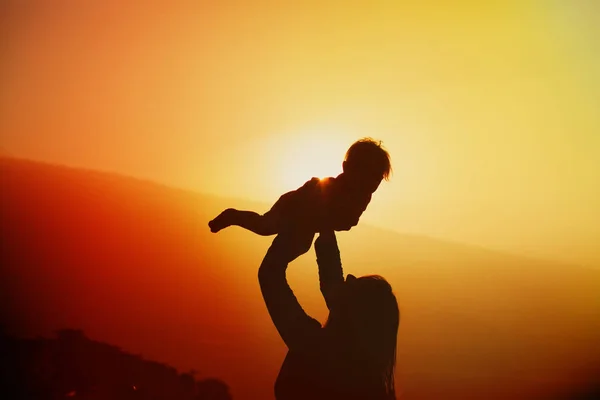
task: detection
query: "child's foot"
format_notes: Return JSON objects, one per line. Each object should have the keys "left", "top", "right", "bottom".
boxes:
{"left": 209, "top": 208, "right": 237, "bottom": 233}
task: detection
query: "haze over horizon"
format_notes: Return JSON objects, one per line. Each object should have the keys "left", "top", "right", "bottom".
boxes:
{"left": 0, "top": 153, "right": 593, "bottom": 272}
{"left": 1, "top": 1, "right": 599, "bottom": 267}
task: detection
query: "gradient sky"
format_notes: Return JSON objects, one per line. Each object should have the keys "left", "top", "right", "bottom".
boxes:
{"left": 1, "top": 1, "right": 599, "bottom": 267}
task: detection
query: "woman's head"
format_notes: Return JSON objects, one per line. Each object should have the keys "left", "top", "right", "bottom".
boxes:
{"left": 326, "top": 274, "right": 400, "bottom": 396}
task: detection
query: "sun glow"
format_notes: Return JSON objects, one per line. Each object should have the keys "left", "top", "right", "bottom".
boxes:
{"left": 272, "top": 130, "right": 349, "bottom": 192}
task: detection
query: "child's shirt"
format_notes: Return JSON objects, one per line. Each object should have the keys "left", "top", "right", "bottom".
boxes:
{"left": 273, "top": 176, "right": 371, "bottom": 232}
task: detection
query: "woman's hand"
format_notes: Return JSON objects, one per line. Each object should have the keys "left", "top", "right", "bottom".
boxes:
{"left": 269, "top": 229, "right": 315, "bottom": 264}
{"left": 315, "top": 230, "right": 339, "bottom": 255}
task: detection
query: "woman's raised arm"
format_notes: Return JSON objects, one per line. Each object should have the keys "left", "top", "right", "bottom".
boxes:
{"left": 315, "top": 231, "right": 344, "bottom": 311}
{"left": 258, "top": 231, "right": 321, "bottom": 350}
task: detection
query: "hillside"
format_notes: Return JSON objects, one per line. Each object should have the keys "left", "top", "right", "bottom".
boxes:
{"left": 1, "top": 157, "right": 599, "bottom": 400}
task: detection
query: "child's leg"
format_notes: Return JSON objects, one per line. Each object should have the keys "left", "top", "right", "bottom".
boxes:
{"left": 209, "top": 208, "right": 279, "bottom": 235}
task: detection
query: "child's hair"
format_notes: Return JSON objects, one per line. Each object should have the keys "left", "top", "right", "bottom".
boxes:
{"left": 344, "top": 138, "right": 392, "bottom": 181}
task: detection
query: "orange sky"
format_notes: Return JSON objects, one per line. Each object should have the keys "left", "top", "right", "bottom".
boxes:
{"left": 1, "top": 1, "right": 599, "bottom": 267}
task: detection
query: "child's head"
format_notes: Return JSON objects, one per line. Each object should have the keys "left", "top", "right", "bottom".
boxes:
{"left": 342, "top": 138, "right": 392, "bottom": 193}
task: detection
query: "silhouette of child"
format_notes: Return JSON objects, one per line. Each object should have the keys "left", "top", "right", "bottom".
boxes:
{"left": 209, "top": 138, "right": 391, "bottom": 236}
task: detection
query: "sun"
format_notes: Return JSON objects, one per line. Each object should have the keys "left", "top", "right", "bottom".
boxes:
{"left": 274, "top": 131, "right": 348, "bottom": 192}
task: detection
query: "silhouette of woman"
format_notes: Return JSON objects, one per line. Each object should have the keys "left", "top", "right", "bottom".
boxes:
{"left": 258, "top": 230, "right": 400, "bottom": 400}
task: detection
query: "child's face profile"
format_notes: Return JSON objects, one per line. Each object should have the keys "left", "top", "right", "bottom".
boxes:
{"left": 342, "top": 160, "right": 384, "bottom": 194}
{"left": 362, "top": 175, "right": 383, "bottom": 194}
{"left": 346, "top": 171, "right": 382, "bottom": 195}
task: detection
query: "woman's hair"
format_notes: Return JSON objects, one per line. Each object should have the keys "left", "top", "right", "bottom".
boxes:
{"left": 327, "top": 275, "right": 400, "bottom": 398}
